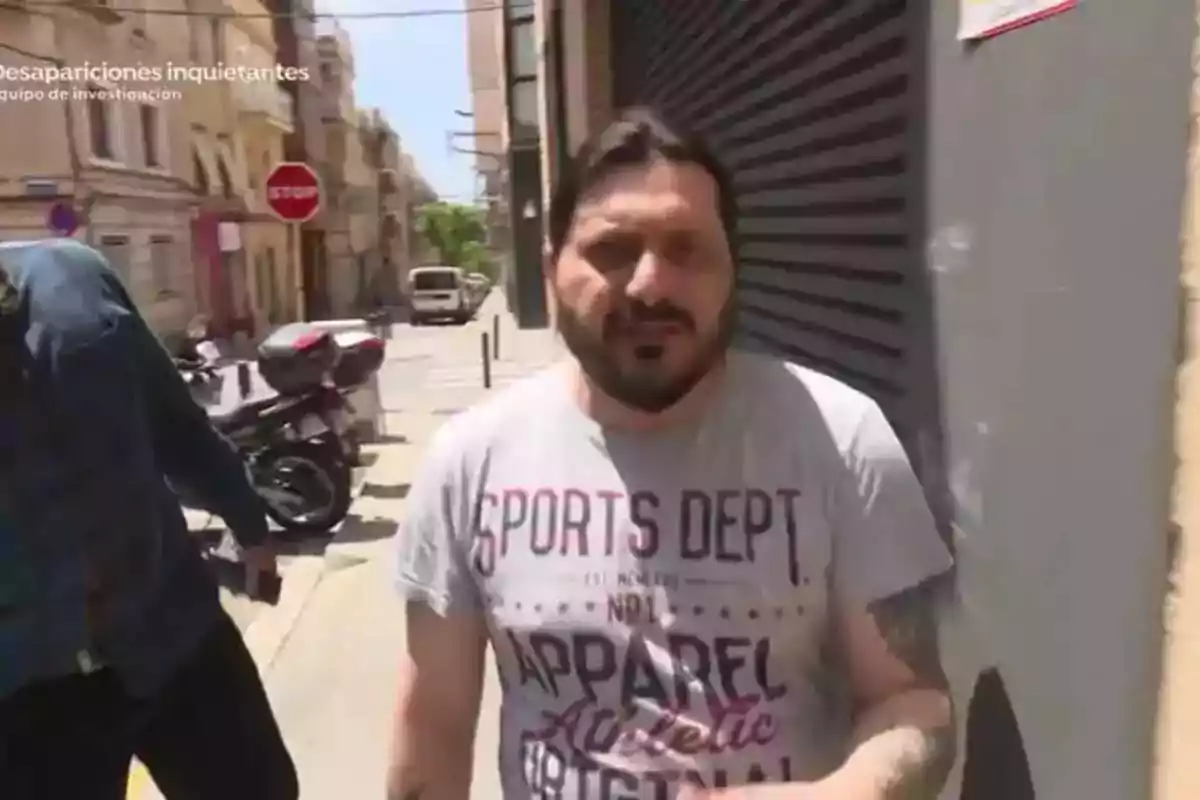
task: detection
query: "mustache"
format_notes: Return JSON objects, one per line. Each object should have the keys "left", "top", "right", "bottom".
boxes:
{"left": 604, "top": 301, "right": 695, "bottom": 332}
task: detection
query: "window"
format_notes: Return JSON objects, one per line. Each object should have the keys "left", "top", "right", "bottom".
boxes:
{"left": 87, "top": 85, "right": 113, "bottom": 160}
{"left": 139, "top": 104, "right": 160, "bottom": 168}
{"left": 505, "top": 0, "right": 534, "bottom": 20}
{"left": 210, "top": 17, "right": 224, "bottom": 63}
{"left": 193, "top": 149, "right": 209, "bottom": 194}
{"left": 188, "top": 6, "right": 200, "bottom": 61}
{"left": 320, "top": 62, "right": 333, "bottom": 82}
{"left": 411, "top": 270, "right": 460, "bottom": 291}
{"left": 130, "top": 0, "right": 147, "bottom": 34}
{"left": 510, "top": 19, "right": 537, "bottom": 78}
{"left": 265, "top": 248, "right": 281, "bottom": 323}
{"left": 253, "top": 252, "right": 267, "bottom": 317}
{"left": 511, "top": 79, "right": 538, "bottom": 139}
{"left": 216, "top": 156, "right": 232, "bottom": 199}
{"left": 149, "top": 236, "right": 174, "bottom": 295}
{"left": 98, "top": 235, "right": 131, "bottom": 284}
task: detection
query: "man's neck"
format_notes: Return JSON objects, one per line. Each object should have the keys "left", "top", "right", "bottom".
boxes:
{"left": 569, "top": 358, "right": 728, "bottom": 433}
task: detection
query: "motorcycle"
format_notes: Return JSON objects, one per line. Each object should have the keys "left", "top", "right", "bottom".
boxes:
{"left": 177, "top": 323, "right": 386, "bottom": 537}
{"left": 213, "top": 388, "right": 355, "bottom": 536}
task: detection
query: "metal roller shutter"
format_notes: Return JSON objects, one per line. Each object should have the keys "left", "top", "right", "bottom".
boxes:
{"left": 610, "top": 0, "right": 942, "bottom": 487}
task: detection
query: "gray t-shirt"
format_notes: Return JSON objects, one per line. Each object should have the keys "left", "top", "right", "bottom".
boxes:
{"left": 395, "top": 350, "right": 953, "bottom": 799}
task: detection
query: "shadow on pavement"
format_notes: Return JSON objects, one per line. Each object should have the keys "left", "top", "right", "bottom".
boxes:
{"left": 332, "top": 513, "right": 399, "bottom": 544}
{"left": 274, "top": 537, "right": 333, "bottom": 556}
{"left": 361, "top": 481, "right": 411, "bottom": 500}
{"left": 192, "top": 527, "right": 332, "bottom": 562}
{"left": 373, "top": 433, "right": 409, "bottom": 445}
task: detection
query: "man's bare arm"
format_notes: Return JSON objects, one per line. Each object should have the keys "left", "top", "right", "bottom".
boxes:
{"left": 387, "top": 603, "right": 488, "bottom": 800}
{"left": 824, "top": 572, "right": 957, "bottom": 799}
{"left": 682, "top": 575, "right": 955, "bottom": 800}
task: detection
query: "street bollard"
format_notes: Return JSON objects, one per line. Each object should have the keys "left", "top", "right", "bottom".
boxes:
{"left": 481, "top": 331, "right": 492, "bottom": 389}
{"left": 236, "top": 360, "right": 252, "bottom": 399}
{"left": 492, "top": 314, "right": 500, "bottom": 360}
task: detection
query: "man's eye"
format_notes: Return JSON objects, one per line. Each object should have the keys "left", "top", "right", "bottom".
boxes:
{"left": 664, "top": 236, "right": 696, "bottom": 265}
{"left": 586, "top": 240, "right": 640, "bottom": 271}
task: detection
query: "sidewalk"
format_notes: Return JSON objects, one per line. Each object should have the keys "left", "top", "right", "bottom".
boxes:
{"left": 128, "top": 294, "right": 558, "bottom": 800}
{"left": 245, "top": 298, "right": 553, "bottom": 799}
{"left": 261, "top": 298, "right": 553, "bottom": 799}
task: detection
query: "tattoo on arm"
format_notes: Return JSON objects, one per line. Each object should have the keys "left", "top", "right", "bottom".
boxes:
{"left": 865, "top": 572, "right": 951, "bottom": 689}
{"left": 864, "top": 573, "right": 956, "bottom": 799}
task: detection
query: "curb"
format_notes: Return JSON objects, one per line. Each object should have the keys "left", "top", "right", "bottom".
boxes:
{"left": 242, "top": 467, "right": 373, "bottom": 673}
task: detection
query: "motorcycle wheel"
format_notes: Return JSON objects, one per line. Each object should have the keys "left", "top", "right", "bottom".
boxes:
{"left": 256, "top": 442, "right": 352, "bottom": 537}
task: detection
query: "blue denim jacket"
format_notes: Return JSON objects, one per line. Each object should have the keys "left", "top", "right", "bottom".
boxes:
{"left": 0, "top": 239, "right": 269, "bottom": 699}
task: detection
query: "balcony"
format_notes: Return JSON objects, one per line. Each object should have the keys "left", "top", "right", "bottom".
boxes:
{"left": 68, "top": 0, "right": 122, "bottom": 24}
{"left": 379, "top": 168, "right": 399, "bottom": 194}
{"left": 232, "top": 80, "right": 294, "bottom": 134}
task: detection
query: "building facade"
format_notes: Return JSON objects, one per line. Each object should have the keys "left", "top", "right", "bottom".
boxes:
{"left": 222, "top": 0, "right": 294, "bottom": 330}
{"left": 1155, "top": 6, "right": 1200, "bottom": 796}
{"left": 184, "top": 0, "right": 242, "bottom": 334}
{"left": 490, "top": 0, "right": 546, "bottom": 326}
{"left": 315, "top": 22, "right": 371, "bottom": 317}
{"left": 400, "top": 151, "right": 438, "bottom": 268}
{"left": 362, "top": 110, "right": 408, "bottom": 305}
{"left": 509, "top": 2, "right": 1196, "bottom": 799}
{"left": 0, "top": 0, "right": 200, "bottom": 337}
{"left": 313, "top": 24, "right": 434, "bottom": 317}
{"left": 268, "top": 0, "right": 331, "bottom": 321}
{"left": 464, "top": 0, "right": 509, "bottom": 273}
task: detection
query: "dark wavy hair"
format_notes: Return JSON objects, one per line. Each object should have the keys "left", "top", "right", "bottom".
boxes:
{"left": 547, "top": 107, "right": 739, "bottom": 261}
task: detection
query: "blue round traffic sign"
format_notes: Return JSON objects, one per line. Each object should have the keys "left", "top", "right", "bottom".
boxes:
{"left": 47, "top": 201, "right": 78, "bottom": 236}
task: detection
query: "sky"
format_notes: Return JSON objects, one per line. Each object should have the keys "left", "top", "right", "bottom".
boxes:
{"left": 314, "top": 0, "right": 479, "bottom": 203}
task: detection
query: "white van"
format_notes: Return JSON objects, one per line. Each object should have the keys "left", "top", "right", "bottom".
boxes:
{"left": 408, "top": 266, "right": 471, "bottom": 325}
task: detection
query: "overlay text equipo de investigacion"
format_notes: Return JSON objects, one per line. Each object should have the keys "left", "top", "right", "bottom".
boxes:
{"left": 0, "top": 62, "right": 311, "bottom": 85}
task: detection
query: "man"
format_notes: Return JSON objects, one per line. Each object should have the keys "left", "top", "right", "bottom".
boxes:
{"left": 0, "top": 240, "right": 297, "bottom": 799}
{"left": 389, "top": 109, "right": 956, "bottom": 799}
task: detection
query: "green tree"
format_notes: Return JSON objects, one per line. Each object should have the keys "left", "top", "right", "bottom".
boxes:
{"left": 459, "top": 241, "right": 497, "bottom": 282}
{"left": 414, "top": 201, "right": 496, "bottom": 280}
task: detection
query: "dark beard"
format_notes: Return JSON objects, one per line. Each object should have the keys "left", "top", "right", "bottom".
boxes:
{"left": 556, "top": 295, "right": 737, "bottom": 413}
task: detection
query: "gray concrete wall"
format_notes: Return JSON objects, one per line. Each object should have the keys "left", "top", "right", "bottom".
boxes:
{"left": 1155, "top": 6, "right": 1200, "bottom": 797}
{"left": 924, "top": 5, "right": 1194, "bottom": 799}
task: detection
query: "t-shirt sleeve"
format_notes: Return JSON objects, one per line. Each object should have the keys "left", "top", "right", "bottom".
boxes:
{"left": 393, "top": 424, "right": 482, "bottom": 616}
{"left": 831, "top": 399, "right": 954, "bottom": 607}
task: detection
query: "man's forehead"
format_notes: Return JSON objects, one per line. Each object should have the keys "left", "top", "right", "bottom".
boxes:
{"left": 572, "top": 161, "right": 719, "bottom": 232}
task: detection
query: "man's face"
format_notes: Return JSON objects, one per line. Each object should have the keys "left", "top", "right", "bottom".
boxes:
{"left": 549, "top": 160, "right": 736, "bottom": 413}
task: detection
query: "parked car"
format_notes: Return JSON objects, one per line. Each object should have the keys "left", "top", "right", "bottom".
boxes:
{"left": 408, "top": 266, "right": 472, "bottom": 325}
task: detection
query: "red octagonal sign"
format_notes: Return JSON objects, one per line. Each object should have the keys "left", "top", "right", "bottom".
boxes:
{"left": 265, "top": 161, "right": 322, "bottom": 224}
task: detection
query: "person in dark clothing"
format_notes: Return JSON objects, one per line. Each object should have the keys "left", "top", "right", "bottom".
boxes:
{"left": 0, "top": 240, "right": 297, "bottom": 799}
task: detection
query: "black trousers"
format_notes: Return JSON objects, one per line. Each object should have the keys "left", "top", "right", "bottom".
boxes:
{"left": 0, "top": 612, "right": 298, "bottom": 799}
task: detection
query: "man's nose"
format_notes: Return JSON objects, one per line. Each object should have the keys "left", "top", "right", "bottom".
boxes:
{"left": 624, "top": 250, "right": 673, "bottom": 305}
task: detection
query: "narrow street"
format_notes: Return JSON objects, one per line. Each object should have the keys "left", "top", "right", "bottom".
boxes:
{"left": 129, "top": 293, "right": 561, "bottom": 800}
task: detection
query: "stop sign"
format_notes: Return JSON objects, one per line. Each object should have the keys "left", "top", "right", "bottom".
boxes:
{"left": 264, "top": 162, "right": 322, "bottom": 223}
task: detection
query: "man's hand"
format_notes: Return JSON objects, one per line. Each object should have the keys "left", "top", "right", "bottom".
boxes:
{"left": 240, "top": 543, "right": 278, "bottom": 597}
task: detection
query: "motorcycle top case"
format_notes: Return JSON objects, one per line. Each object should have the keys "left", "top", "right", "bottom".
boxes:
{"left": 257, "top": 323, "right": 341, "bottom": 395}
{"left": 331, "top": 331, "right": 385, "bottom": 389}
